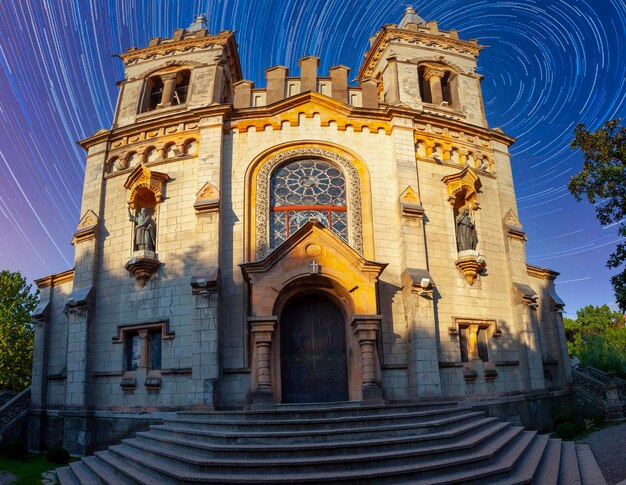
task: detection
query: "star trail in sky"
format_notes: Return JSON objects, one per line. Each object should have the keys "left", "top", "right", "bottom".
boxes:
{"left": 0, "top": 0, "right": 625, "bottom": 314}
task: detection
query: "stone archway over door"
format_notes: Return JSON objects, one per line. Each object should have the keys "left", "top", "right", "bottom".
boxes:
{"left": 280, "top": 295, "right": 348, "bottom": 403}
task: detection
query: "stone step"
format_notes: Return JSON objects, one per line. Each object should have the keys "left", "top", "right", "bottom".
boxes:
{"left": 465, "top": 433, "right": 550, "bottom": 485}
{"left": 151, "top": 410, "right": 485, "bottom": 444}
{"left": 95, "top": 449, "right": 173, "bottom": 485}
{"left": 104, "top": 426, "right": 526, "bottom": 483}
{"left": 124, "top": 419, "right": 510, "bottom": 471}
{"left": 135, "top": 416, "right": 500, "bottom": 459}
{"left": 55, "top": 466, "right": 79, "bottom": 485}
{"left": 531, "top": 438, "right": 562, "bottom": 485}
{"left": 67, "top": 461, "right": 99, "bottom": 484}
{"left": 576, "top": 443, "right": 607, "bottom": 485}
{"left": 393, "top": 429, "right": 537, "bottom": 485}
{"left": 166, "top": 405, "right": 465, "bottom": 430}
{"left": 179, "top": 400, "right": 458, "bottom": 420}
{"left": 558, "top": 441, "right": 582, "bottom": 485}
{"left": 55, "top": 403, "right": 606, "bottom": 484}
{"left": 82, "top": 455, "right": 131, "bottom": 485}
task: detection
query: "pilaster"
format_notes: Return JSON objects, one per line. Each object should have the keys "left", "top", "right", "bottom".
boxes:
{"left": 402, "top": 269, "right": 441, "bottom": 398}
{"left": 190, "top": 271, "right": 220, "bottom": 408}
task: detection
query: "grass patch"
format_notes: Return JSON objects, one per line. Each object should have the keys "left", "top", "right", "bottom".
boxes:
{"left": 0, "top": 452, "right": 72, "bottom": 485}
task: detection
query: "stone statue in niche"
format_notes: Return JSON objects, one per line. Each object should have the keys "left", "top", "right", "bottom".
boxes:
{"left": 456, "top": 207, "right": 478, "bottom": 251}
{"left": 128, "top": 205, "right": 156, "bottom": 251}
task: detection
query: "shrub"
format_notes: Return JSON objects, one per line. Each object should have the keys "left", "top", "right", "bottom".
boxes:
{"left": 556, "top": 422, "right": 583, "bottom": 440}
{"left": 46, "top": 445, "right": 70, "bottom": 465}
{"left": 1, "top": 440, "right": 28, "bottom": 459}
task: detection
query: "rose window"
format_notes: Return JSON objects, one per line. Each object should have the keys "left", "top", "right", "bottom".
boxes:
{"left": 270, "top": 160, "right": 348, "bottom": 247}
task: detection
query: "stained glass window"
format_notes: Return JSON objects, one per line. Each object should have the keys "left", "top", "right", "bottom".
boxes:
{"left": 270, "top": 160, "right": 347, "bottom": 246}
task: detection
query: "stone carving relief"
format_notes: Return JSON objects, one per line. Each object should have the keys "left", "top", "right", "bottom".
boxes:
{"left": 255, "top": 148, "right": 364, "bottom": 259}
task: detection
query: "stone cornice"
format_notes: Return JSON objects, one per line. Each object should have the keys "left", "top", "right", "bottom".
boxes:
{"left": 230, "top": 92, "right": 515, "bottom": 146}
{"left": 78, "top": 104, "right": 231, "bottom": 151}
{"left": 527, "top": 264, "right": 560, "bottom": 280}
{"left": 79, "top": 96, "right": 515, "bottom": 153}
{"left": 118, "top": 31, "right": 242, "bottom": 82}
{"left": 34, "top": 269, "right": 75, "bottom": 288}
{"left": 358, "top": 26, "right": 485, "bottom": 80}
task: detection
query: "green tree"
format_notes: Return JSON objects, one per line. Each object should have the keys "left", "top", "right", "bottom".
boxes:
{"left": 0, "top": 270, "right": 39, "bottom": 391}
{"left": 569, "top": 119, "right": 626, "bottom": 311}
{"left": 563, "top": 304, "right": 626, "bottom": 377}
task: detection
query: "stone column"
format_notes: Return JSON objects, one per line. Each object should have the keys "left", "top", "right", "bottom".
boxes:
{"left": 425, "top": 68, "right": 445, "bottom": 105}
{"left": 159, "top": 73, "right": 180, "bottom": 107}
{"left": 467, "top": 324, "right": 481, "bottom": 361}
{"left": 138, "top": 330, "right": 150, "bottom": 369}
{"left": 249, "top": 317, "right": 277, "bottom": 407}
{"left": 351, "top": 316, "right": 383, "bottom": 401}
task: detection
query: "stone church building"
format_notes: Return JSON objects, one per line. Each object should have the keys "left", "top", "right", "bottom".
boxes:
{"left": 29, "top": 8, "right": 571, "bottom": 454}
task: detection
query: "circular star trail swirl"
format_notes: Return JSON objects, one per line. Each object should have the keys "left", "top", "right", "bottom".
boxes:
{"left": 0, "top": 0, "right": 624, "bottom": 313}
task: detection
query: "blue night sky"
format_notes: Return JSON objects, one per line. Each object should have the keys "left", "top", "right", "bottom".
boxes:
{"left": 0, "top": 0, "right": 624, "bottom": 316}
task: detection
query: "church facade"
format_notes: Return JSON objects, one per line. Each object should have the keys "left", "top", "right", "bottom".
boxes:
{"left": 29, "top": 8, "right": 571, "bottom": 454}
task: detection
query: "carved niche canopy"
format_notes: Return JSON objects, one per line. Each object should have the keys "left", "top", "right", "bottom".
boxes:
{"left": 441, "top": 166, "right": 481, "bottom": 208}
{"left": 124, "top": 165, "right": 170, "bottom": 210}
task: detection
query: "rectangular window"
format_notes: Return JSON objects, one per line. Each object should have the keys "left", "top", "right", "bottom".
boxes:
{"left": 458, "top": 320, "right": 493, "bottom": 363}
{"left": 123, "top": 329, "right": 164, "bottom": 371}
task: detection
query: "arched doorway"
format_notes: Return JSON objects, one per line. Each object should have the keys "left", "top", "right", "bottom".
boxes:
{"left": 280, "top": 295, "right": 348, "bottom": 403}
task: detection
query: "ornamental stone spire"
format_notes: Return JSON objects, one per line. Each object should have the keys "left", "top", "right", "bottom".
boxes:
{"left": 186, "top": 13, "right": 209, "bottom": 33}
{"left": 397, "top": 5, "right": 425, "bottom": 29}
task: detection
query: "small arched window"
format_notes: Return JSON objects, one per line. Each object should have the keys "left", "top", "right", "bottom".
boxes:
{"left": 183, "top": 139, "right": 198, "bottom": 155}
{"left": 145, "top": 147, "right": 158, "bottom": 163}
{"left": 127, "top": 152, "right": 139, "bottom": 167}
{"left": 269, "top": 160, "right": 347, "bottom": 247}
{"left": 164, "top": 144, "right": 176, "bottom": 158}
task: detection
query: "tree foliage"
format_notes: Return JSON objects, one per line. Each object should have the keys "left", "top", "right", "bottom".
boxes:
{"left": 569, "top": 119, "right": 626, "bottom": 311}
{"left": 564, "top": 304, "right": 626, "bottom": 378}
{"left": 0, "top": 270, "right": 39, "bottom": 391}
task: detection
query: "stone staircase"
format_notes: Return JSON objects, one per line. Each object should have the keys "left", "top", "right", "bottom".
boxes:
{"left": 55, "top": 401, "right": 606, "bottom": 484}
{"left": 0, "top": 386, "right": 30, "bottom": 443}
{"left": 573, "top": 366, "right": 626, "bottom": 420}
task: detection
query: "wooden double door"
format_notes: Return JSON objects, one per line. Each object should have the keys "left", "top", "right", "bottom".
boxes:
{"left": 280, "top": 295, "right": 349, "bottom": 403}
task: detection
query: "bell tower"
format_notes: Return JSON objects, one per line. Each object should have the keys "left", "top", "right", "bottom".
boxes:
{"left": 113, "top": 14, "right": 242, "bottom": 129}
{"left": 358, "top": 6, "right": 487, "bottom": 127}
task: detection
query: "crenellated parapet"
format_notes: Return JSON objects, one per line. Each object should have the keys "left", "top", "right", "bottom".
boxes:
{"left": 233, "top": 58, "right": 382, "bottom": 109}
